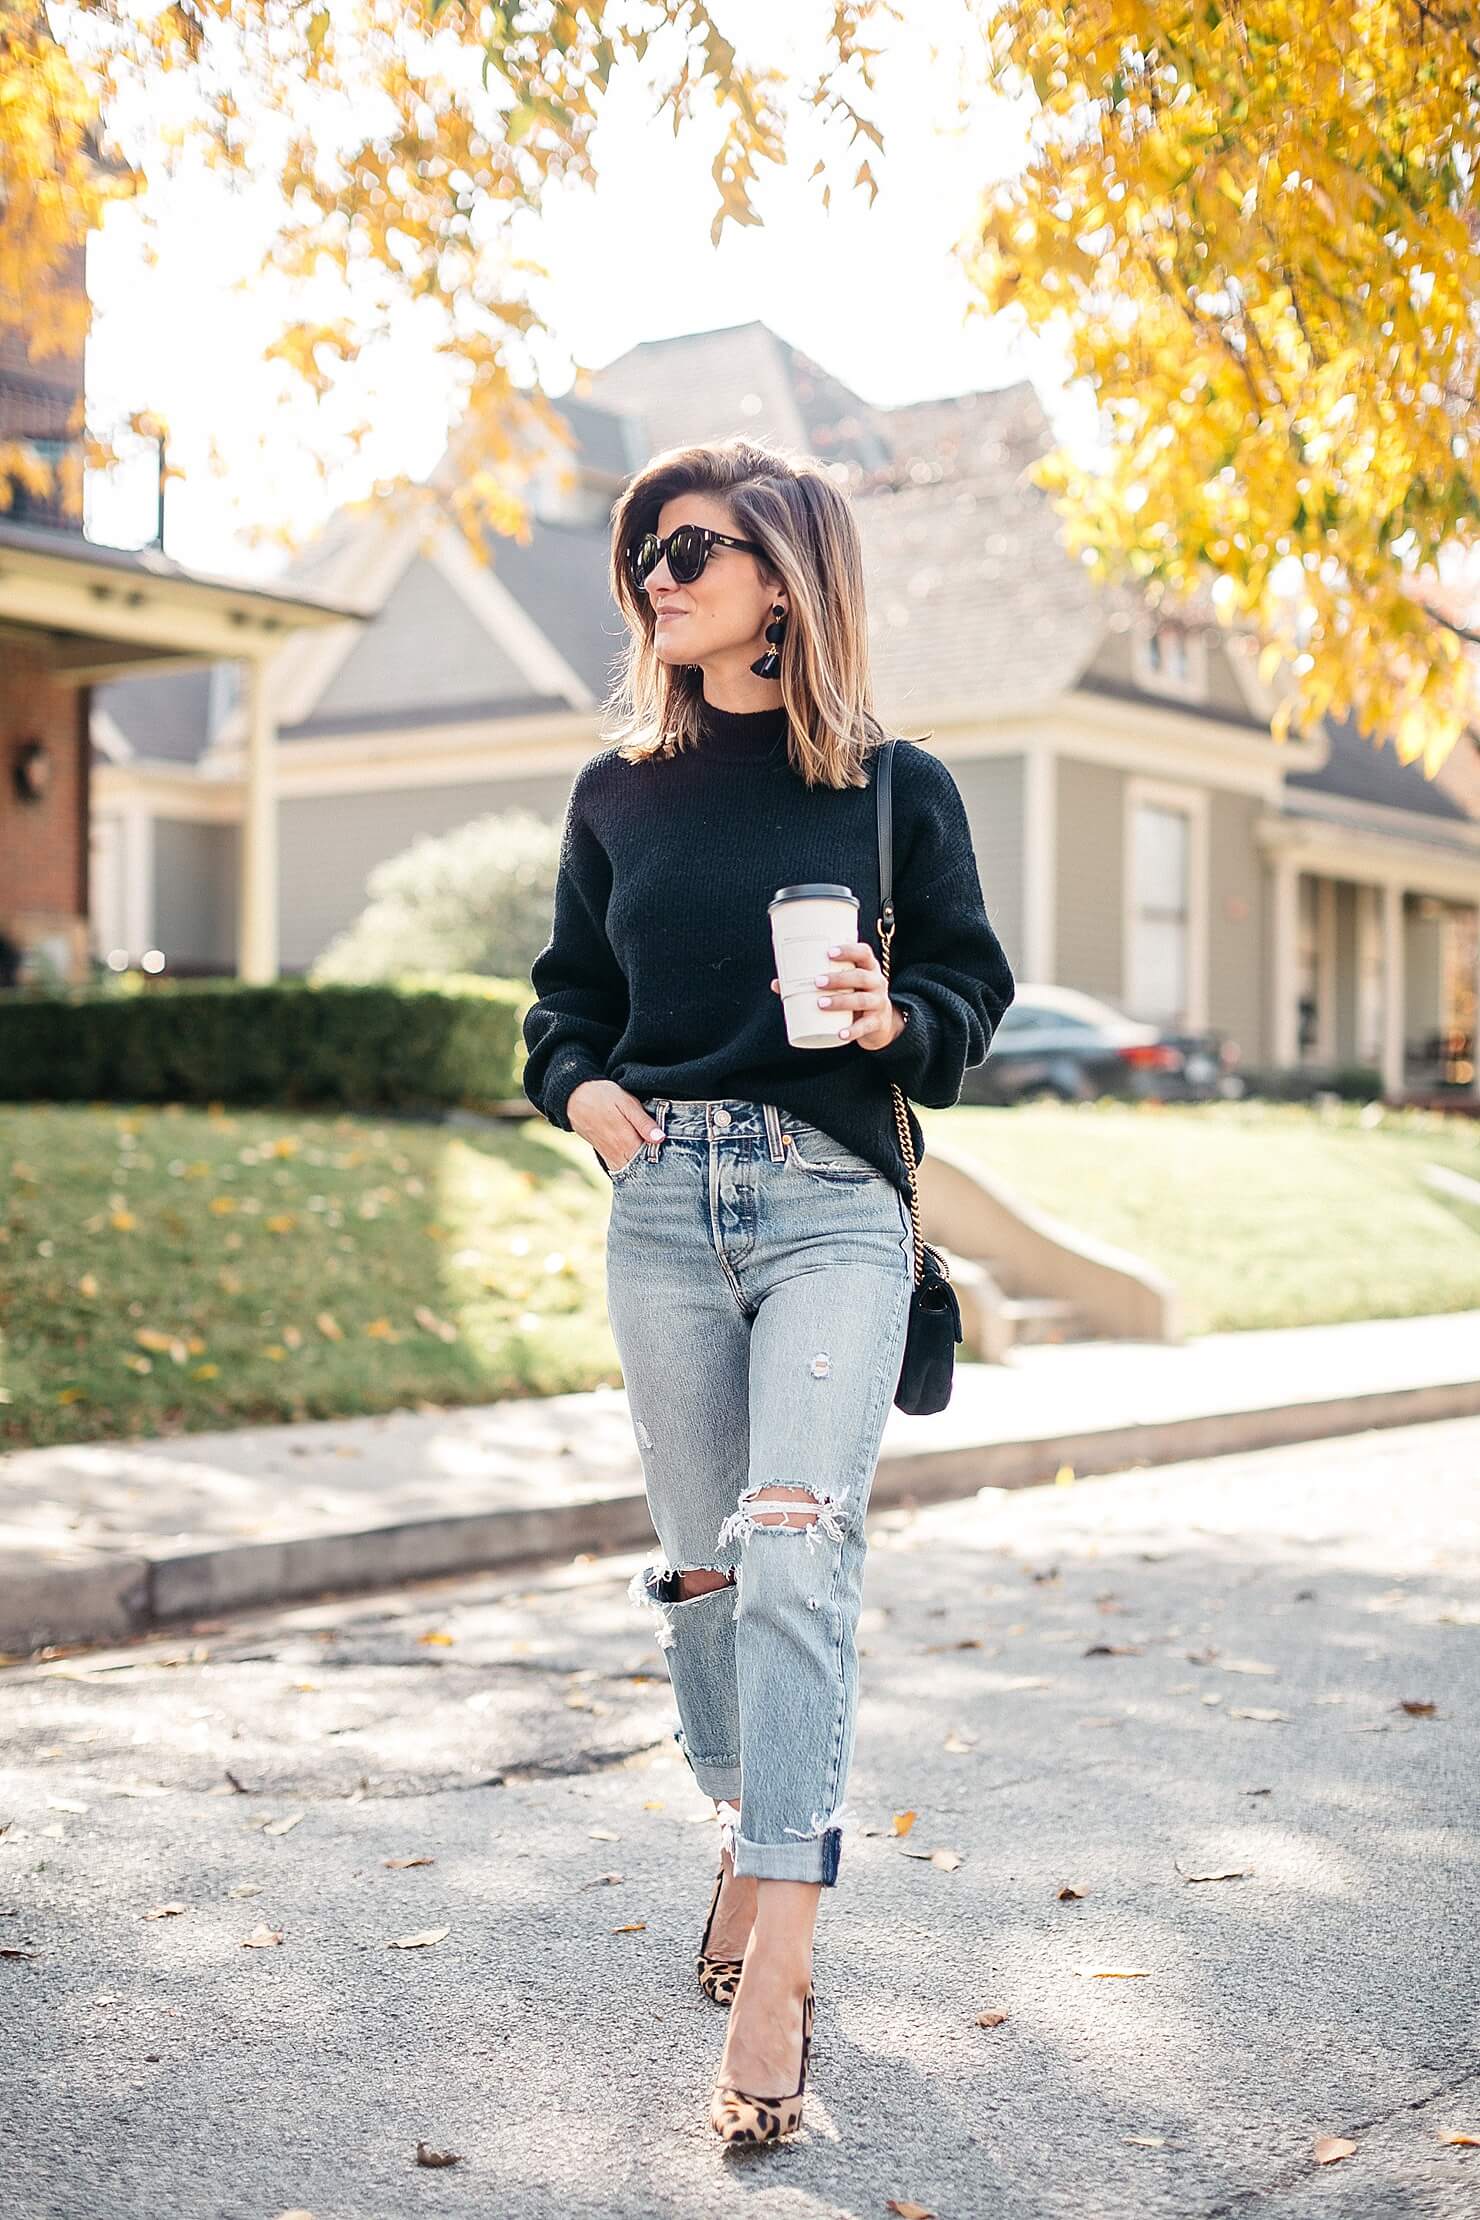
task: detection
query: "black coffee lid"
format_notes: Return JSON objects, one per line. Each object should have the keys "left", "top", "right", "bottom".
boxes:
{"left": 768, "top": 883, "right": 858, "bottom": 907}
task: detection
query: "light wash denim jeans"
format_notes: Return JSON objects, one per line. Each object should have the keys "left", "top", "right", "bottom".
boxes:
{"left": 606, "top": 1095, "right": 914, "bottom": 1887}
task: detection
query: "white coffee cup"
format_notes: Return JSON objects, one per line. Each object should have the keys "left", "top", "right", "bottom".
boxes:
{"left": 768, "top": 883, "right": 860, "bottom": 1049}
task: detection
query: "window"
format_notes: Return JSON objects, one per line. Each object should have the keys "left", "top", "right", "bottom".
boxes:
{"left": 1128, "top": 802, "right": 1190, "bottom": 1023}
{"left": 1131, "top": 620, "right": 1208, "bottom": 704}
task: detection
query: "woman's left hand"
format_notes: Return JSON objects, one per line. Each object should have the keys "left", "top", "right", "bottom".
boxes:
{"left": 770, "top": 940, "right": 905, "bottom": 1051}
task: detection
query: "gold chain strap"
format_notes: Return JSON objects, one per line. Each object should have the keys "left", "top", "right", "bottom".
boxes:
{"left": 877, "top": 913, "right": 925, "bottom": 1287}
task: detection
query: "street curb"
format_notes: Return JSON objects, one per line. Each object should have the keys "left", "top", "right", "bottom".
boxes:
{"left": 5, "top": 1373, "right": 1478, "bottom": 1656}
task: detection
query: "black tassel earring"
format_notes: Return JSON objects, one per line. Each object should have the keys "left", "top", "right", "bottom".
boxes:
{"left": 750, "top": 603, "right": 787, "bottom": 679}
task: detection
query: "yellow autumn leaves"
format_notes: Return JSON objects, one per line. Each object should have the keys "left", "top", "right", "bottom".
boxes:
{"left": 966, "top": 0, "right": 1480, "bottom": 777}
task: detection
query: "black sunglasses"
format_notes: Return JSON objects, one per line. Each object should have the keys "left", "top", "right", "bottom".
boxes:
{"left": 627, "top": 523, "right": 765, "bottom": 588}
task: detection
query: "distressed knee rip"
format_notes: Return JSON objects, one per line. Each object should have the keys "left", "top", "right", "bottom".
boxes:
{"left": 715, "top": 1482, "right": 851, "bottom": 1552}
{"left": 626, "top": 1558, "right": 735, "bottom": 1649}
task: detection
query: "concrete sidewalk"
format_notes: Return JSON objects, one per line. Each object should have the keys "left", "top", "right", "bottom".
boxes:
{"left": 2, "top": 1308, "right": 1477, "bottom": 1654}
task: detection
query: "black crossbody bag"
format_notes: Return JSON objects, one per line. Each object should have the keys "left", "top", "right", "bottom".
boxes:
{"left": 875, "top": 737, "right": 963, "bottom": 1415}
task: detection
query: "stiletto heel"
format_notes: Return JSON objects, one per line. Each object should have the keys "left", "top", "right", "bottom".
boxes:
{"left": 697, "top": 1799, "right": 746, "bottom": 2006}
{"left": 708, "top": 1983, "right": 815, "bottom": 2143}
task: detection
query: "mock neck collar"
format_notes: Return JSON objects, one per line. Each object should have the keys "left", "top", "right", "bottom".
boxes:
{"left": 695, "top": 693, "right": 791, "bottom": 763}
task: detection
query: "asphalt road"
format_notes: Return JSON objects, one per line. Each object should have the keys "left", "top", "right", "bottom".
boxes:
{"left": 2, "top": 1414, "right": 1478, "bottom": 2220}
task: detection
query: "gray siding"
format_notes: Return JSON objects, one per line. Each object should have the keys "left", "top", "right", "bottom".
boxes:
{"left": 276, "top": 771, "right": 575, "bottom": 970}
{"left": 951, "top": 753, "right": 1024, "bottom": 974}
{"left": 1055, "top": 756, "right": 1124, "bottom": 1001}
{"left": 153, "top": 819, "right": 240, "bottom": 970}
{"left": 1207, "top": 789, "right": 1264, "bottom": 1059}
{"left": 308, "top": 558, "right": 530, "bottom": 725}
{"left": 1333, "top": 879, "right": 1360, "bottom": 1064}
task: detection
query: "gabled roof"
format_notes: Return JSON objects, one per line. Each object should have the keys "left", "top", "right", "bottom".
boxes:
{"left": 1286, "top": 708, "right": 1474, "bottom": 823}
{"left": 583, "top": 318, "right": 892, "bottom": 471}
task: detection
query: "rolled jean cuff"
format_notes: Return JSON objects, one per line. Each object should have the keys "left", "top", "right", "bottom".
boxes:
{"left": 688, "top": 1755, "right": 743, "bottom": 1800}
{"left": 731, "top": 1825, "right": 843, "bottom": 1887}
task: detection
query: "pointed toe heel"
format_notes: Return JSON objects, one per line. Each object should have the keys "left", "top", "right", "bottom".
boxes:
{"left": 696, "top": 1865, "right": 747, "bottom": 2005}
{"left": 697, "top": 1798, "right": 747, "bottom": 2007}
{"left": 708, "top": 1984, "right": 815, "bottom": 2145}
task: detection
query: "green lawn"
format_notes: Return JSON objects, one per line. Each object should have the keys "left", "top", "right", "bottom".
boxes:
{"left": 3, "top": 1097, "right": 1478, "bottom": 1450}
{"left": 924, "top": 1097, "right": 1480, "bottom": 1335}
{"left": 0, "top": 1102, "right": 623, "bottom": 1450}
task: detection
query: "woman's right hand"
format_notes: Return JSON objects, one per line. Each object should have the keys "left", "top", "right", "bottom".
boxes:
{"left": 567, "top": 1079, "right": 663, "bottom": 1175}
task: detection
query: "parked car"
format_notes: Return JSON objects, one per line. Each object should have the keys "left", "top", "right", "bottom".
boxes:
{"left": 961, "top": 983, "right": 1244, "bottom": 1106}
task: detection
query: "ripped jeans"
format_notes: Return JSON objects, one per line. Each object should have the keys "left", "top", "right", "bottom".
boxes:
{"left": 605, "top": 1096, "right": 914, "bottom": 1887}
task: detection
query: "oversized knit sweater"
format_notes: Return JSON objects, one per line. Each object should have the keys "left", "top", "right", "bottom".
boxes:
{"left": 520, "top": 697, "right": 1016, "bottom": 1201}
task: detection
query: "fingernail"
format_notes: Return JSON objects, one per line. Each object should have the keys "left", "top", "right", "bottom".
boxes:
{"left": 649, "top": 1129, "right": 662, "bottom": 1140}
{"left": 815, "top": 972, "right": 829, "bottom": 985}
{"left": 827, "top": 945, "right": 840, "bottom": 956}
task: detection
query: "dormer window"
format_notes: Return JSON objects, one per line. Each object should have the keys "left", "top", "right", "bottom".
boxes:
{"left": 1132, "top": 619, "right": 1208, "bottom": 704}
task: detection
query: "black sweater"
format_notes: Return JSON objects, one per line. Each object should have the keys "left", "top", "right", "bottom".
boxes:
{"left": 520, "top": 698, "right": 1016, "bottom": 1201}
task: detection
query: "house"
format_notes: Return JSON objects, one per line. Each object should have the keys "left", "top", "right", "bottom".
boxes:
{"left": 89, "top": 319, "right": 1480, "bottom": 1097}
{"left": 0, "top": 238, "right": 365, "bottom": 991}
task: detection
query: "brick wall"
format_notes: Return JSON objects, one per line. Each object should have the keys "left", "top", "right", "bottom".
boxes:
{"left": 0, "top": 645, "right": 90, "bottom": 984}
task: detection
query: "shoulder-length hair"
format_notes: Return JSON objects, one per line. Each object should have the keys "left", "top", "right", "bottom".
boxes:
{"left": 604, "top": 437, "right": 890, "bottom": 791}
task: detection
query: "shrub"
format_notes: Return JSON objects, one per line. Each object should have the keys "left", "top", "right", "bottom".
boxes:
{"left": 1233, "top": 1064, "right": 1384, "bottom": 1102}
{"left": 0, "top": 971, "right": 531, "bottom": 1111}
{"left": 309, "top": 810, "right": 560, "bottom": 985}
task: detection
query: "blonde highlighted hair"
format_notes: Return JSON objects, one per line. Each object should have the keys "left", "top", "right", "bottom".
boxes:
{"left": 605, "top": 438, "right": 890, "bottom": 790}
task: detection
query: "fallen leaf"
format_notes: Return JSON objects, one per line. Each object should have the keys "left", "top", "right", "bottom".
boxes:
{"left": 1074, "top": 1966, "right": 1150, "bottom": 1978}
{"left": 315, "top": 1312, "right": 344, "bottom": 1341}
{"left": 582, "top": 1872, "right": 624, "bottom": 1888}
{"left": 1313, "top": 2134, "right": 1357, "bottom": 2164}
{"left": 1399, "top": 1698, "right": 1437, "bottom": 1716}
{"left": 1176, "top": 1864, "right": 1252, "bottom": 1883}
{"left": 418, "top": 1631, "right": 455, "bottom": 1648}
{"left": 0, "top": 1945, "right": 37, "bottom": 1959}
{"left": 891, "top": 1810, "right": 919, "bottom": 1837}
{"left": 1125, "top": 2133, "right": 1170, "bottom": 2147}
{"left": 387, "top": 1926, "right": 450, "bottom": 1949}
{"left": 415, "top": 2144, "right": 462, "bottom": 2169}
{"left": 228, "top": 1884, "right": 263, "bottom": 1898}
{"left": 1084, "top": 1642, "right": 1143, "bottom": 1657}
{"left": 142, "top": 1903, "right": 188, "bottom": 1920}
{"left": 1057, "top": 1882, "right": 1087, "bottom": 1900}
{"left": 242, "top": 1925, "right": 284, "bottom": 1948}
{"left": 1228, "top": 1707, "right": 1289, "bottom": 1723}
{"left": 1218, "top": 1658, "right": 1279, "bottom": 1676}
{"left": 263, "top": 1813, "right": 305, "bottom": 1836}
{"left": 588, "top": 1829, "right": 620, "bottom": 1842}
{"left": 384, "top": 1856, "right": 436, "bottom": 1870}
{"left": 975, "top": 2009, "right": 1009, "bottom": 2028}
{"left": 886, "top": 2203, "right": 937, "bottom": 2219}
{"left": 942, "top": 1728, "right": 977, "bottom": 1752}
{"left": 611, "top": 1921, "right": 647, "bottom": 1933}
{"left": 1440, "top": 2130, "right": 1480, "bottom": 2145}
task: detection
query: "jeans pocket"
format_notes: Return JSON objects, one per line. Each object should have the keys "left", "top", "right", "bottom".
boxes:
{"left": 609, "top": 1142, "right": 651, "bottom": 1184}
{"left": 782, "top": 1121, "right": 884, "bottom": 1184}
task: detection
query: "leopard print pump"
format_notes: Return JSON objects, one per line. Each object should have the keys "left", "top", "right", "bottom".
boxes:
{"left": 708, "top": 1983, "right": 815, "bottom": 2144}
{"left": 696, "top": 1800, "right": 746, "bottom": 2006}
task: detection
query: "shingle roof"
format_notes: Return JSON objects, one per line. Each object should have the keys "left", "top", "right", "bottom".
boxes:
{"left": 1286, "top": 707, "right": 1473, "bottom": 823}
{"left": 583, "top": 318, "right": 890, "bottom": 470}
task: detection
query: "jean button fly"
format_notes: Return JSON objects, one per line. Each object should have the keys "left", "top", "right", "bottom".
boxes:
{"left": 712, "top": 1107, "right": 732, "bottom": 1128}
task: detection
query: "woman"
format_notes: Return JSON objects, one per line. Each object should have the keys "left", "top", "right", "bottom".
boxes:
{"left": 521, "top": 438, "right": 1015, "bottom": 2143}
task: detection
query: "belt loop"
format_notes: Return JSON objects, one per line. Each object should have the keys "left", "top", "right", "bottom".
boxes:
{"left": 651, "top": 1098, "right": 670, "bottom": 1159}
{"left": 764, "top": 1101, "right": 785, "bottom": 1161}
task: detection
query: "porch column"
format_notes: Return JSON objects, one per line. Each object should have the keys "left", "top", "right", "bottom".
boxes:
{"left": 1380, "top": 880, "right": 1405, "bottom": 1098}
{"left": 238, "top": 652, "right": 279, "bottom": 983}
{"left": 1270, "top": 849, "right": 1300, "bottom": 1067}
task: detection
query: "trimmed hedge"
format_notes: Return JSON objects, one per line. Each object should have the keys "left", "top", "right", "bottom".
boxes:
{"left": 1233, "top": 1063, "right": 1385, "bottom": 1102}
{"left": 0, "top": 971, "right": 531, "bottom": 1112}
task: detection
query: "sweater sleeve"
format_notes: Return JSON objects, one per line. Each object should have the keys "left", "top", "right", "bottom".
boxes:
{"left": 521, "top": 774, "right": 629, "bottom": 1131}
{"left": 863, "top": 751, "right": 1016, "bottom": 1107}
